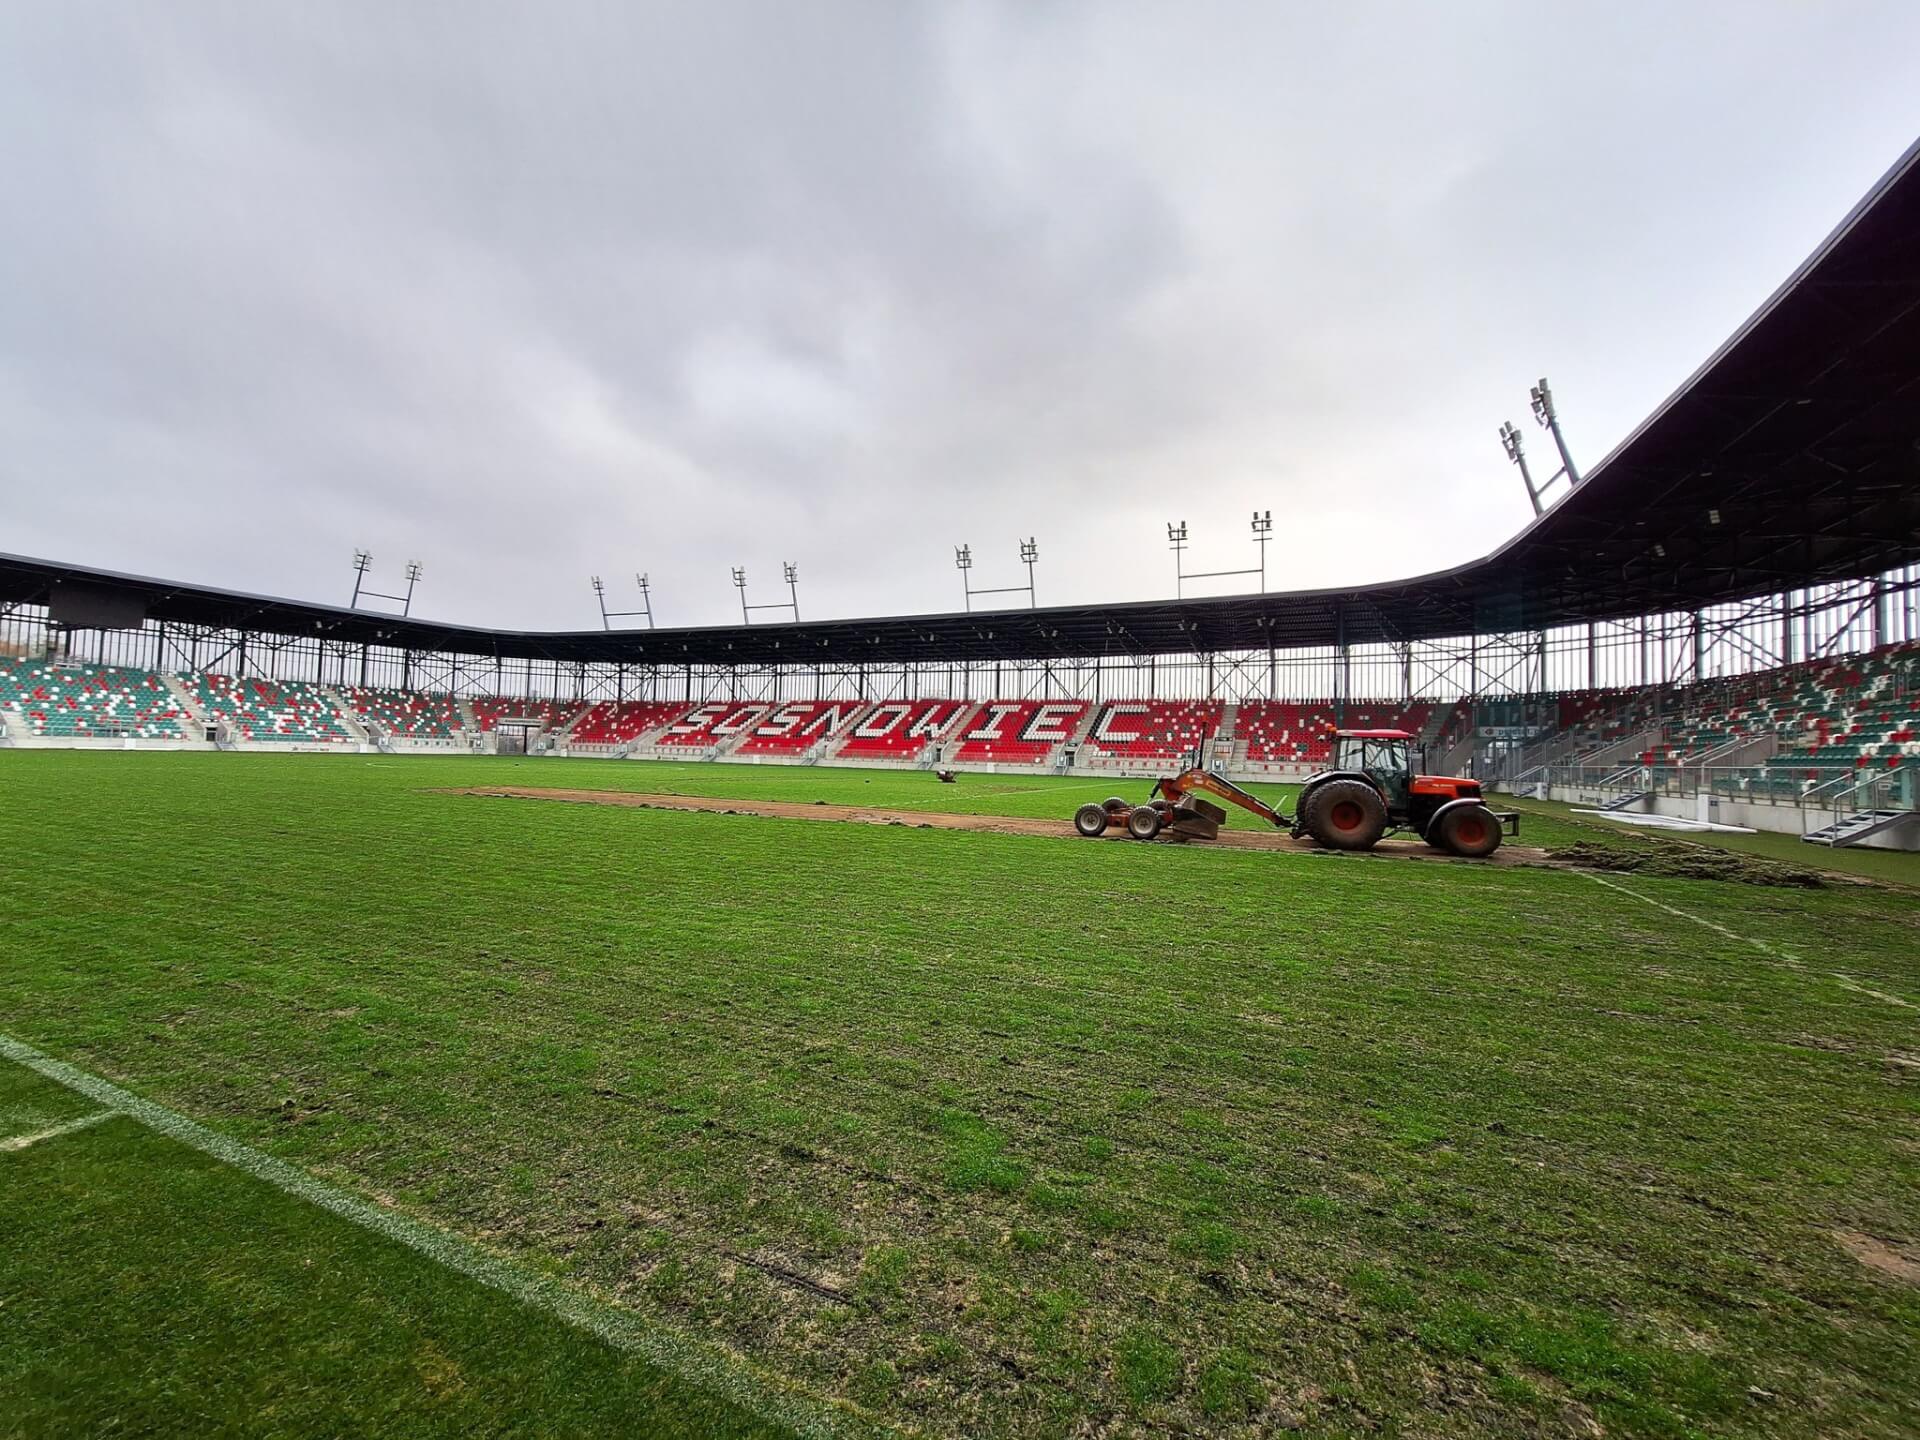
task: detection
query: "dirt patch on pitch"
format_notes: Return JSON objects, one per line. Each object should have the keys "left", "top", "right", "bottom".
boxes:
{"left": 450, "top": 786, "right": 1556, "bottom": 866}
{"left": 1833, "top": 1230, "right": 1920, "bottom": 1285}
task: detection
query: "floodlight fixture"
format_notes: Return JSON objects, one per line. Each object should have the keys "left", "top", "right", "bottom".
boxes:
{"left": 1529, "top": 377, "right": 1556, "bottom": 428}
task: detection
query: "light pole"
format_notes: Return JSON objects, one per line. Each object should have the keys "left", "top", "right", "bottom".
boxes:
{"left": 732, "top": 565, "right": 800, "bottom": 623}
{"left": 348, "top": 551, "right": 424, "bottom": 615}
{"left": 593, "top": 573, "right": 657, "bottom": 630}
{"left": 955, "top": 540, "right": 1039, "bottom": 610}
{"left": 1167, "top": 517, "right": 1269, "bottom": 597}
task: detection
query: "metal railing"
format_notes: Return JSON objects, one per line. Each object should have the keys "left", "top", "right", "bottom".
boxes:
{"left": 1810, "top": 765, "right": 1916, "bottom": 842}
{"left": 1524, "top": 757, "right": 1916, "bottom": 816}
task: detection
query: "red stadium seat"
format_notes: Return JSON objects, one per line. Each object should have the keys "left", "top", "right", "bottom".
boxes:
{"left": 734, "top": 701, "right": 869, "bottom": 754}
{"left": 832, "top": 699, "right": 971, "bottom": 759}
{"left": 952, "top": 700, "right": 1088, "bottom": 763}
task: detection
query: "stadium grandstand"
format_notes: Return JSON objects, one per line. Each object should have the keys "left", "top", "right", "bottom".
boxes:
{"left": 3, "top": 140, "right": 1918, "bottom": 848}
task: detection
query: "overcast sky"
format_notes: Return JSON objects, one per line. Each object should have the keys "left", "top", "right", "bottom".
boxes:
{"left": 2, "top": 4, "right": 1916, "bottom": 631}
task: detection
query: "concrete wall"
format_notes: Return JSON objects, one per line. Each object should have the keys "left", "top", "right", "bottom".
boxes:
{"left": 1541, "top": 784, "right": 1920, "bottom": 851}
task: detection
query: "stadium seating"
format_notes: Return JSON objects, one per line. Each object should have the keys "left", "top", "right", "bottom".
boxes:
{"left": 952, "top": 699, "right": 1088, "bottom": 763}
{"left": 192, "top": 674, "right": 353, "bottom": 743}
{"left": 1236, "top": 701, "right": 1432, "bottom": 764}
{"left": 1235, "top": 701, "right": 1339, "bottom": 763}
{"left": 0, "top": 658, "right": 188, "bottom": 739}
{"left": 471, "top": 698, "right": 587, "bottom": 732}
{"left": 342, "top": 686, "right": 461, "bottom": 739}
{"left": 567, "top": 701, "right": 688, "bottom": 745}
{"left": 1516, "top": 644, "right": 1920, "bottom": 793}
{"left": 733, "top": 701, "right": 869, "bottom": 755}
{"left": 832, "top": 699, "right": 971, "bottom": 760}
{"left": 653, "top": 701, "right": 776, "bottom": 748}
{"left": 1080, "top": 700, "right": 1221, "bottom": 762}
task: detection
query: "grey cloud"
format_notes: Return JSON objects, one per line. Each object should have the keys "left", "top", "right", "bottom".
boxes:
{"left": 2, "top": 2, "right": 1916, "bottom": 629}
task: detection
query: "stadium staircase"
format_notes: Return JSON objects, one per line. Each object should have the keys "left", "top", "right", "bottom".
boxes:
{"left": 160, "top": 674, "right": 210, "bottom": 739}
{"left": 894, "top": 706, "right": 975, "bottom": 771}
{"left": 1057, "top": 702, "right": 1104, "bottom": 770}
{"left": 919, "top": 700, "right": 984, "bottom": 767}
{"left": 324, "top": 688, "right": 375, "bottom": 746}
{"left": 1215, "top": 702, "right": 1238, "bottom": 756}
{"left": 1802, "top": 809, "right": 1918, "bottom": 847}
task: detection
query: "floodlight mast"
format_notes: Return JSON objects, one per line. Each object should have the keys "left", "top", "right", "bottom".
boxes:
{"left": 1168, "top": 514, "right": 1272, "bottom": 598}
{"left": 955, "top": 539, "right": 1039, "bottom": 610}
{"left": 732, "top": 564, "right": 801, "bottom": 624}
{"left": 349, "top": 550, "right": 425, "bottom": 615}
{"left": 1502, "top": 376, "right": 1582, "bottom": 517}
{"left": 1530, "top": 378, "right": 1582, "bottom": 486}
{"left": 592, "top": 571, "right": 656, "bottom": 630}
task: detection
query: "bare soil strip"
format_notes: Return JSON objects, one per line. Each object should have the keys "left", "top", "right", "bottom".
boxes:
{"left": 452, "top": 786, "right": 1555, "bottom": 866}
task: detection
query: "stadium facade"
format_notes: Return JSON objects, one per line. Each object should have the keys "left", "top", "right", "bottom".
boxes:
{"left": 4, "top": 141, "right": 1917, "bottom": 844}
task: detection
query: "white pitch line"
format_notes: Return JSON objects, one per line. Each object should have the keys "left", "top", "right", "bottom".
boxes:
{"left": 0, "top": 1032, "right": 877, "bottom": 1440}
{"left": 1576, "top": 870, "right": 1919, "bottom": 1012}
{"left": 1, "top": 1108, "right": 115, "bottom": 1151}
{"left": 1578, "top": 870, "right": 1803, "bottom": 964}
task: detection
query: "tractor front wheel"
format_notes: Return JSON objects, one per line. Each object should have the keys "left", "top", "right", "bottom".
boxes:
{"left": 1126, "top": 805, "right": 1163, "bottom": 841}
{"left": 1432, "top": 803, "right": 1501, "bottom": 857}
{"left": 1302, "top": 778, "right": 1388, "bottom": 851}
{"left": 1074, "top": 803, "right": 1110, "bottom": 838}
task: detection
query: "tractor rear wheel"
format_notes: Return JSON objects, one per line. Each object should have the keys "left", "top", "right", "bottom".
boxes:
{"left": 1103, "top": 796, "right": 1129, "bottom": 811}
{"left": 1126, "top": 805, "right": 1163, "bottom": 840}
{"left": 1074, "top": 803, "right": 1110, "bottom": 838}
{"left": 1302, "top": 778, "right": 1388, "bottom": 851}
{"left": 1432, "top": 803, "right": 1501, "bottom": 857}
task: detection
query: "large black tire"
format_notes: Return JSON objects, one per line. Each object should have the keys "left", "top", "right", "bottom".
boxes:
{"left": 1074, "top": 803, "right": 1110, "bottom": 838}
{"left": 1431, "top": 803, "right": 1501, "bottom": 858}
{"left": 1126, "top": 805, "right": 1163, "bottom": 840}
{"left": 1103, "top": 796, "right": 1129, "bottom": 811}
{"left": 1302, "top": 778, "right": 1388, "bottom": 851}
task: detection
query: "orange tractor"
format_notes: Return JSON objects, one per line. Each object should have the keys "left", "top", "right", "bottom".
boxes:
{"left": 1072, "top": 728, "right": 1517, "bottom": 857}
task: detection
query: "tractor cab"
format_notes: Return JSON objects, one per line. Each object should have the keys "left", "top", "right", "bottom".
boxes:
{"left": 1330, "top": 728, "right": 1417, "bottom": 811}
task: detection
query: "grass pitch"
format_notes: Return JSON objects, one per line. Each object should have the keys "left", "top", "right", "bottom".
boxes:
{"left": 2, "top": 750, "right": 1917, "bottom": 1438}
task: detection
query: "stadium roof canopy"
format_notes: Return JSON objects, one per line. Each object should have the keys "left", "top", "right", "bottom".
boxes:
{"left": 5, "top": 140, "right": 1918, "bottom": 668}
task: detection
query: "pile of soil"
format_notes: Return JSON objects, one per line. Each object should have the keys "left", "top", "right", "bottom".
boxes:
{"left": 1548, "top": 839, "right": 1828, "bottom": 889}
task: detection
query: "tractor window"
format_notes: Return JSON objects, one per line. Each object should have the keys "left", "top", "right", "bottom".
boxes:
{"left": 1336, "top": 736, "right": 1406, "bottom": 776}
